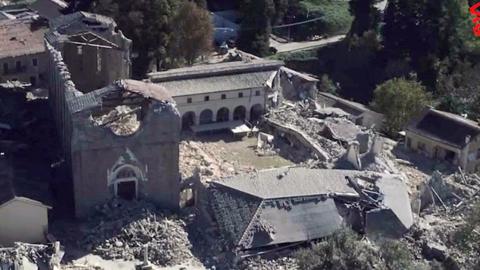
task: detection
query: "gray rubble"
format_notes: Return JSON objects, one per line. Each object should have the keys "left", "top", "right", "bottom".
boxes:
{"left": 0, "top": 242, "right": 53, "bottom": 266}
{"left": 266, "top": 106, "right": 345, "bottom": 161}
{"left": 238, "top": 256, "right": 298, "bottom": 270}
{"left": 79, "top": 200, "right": 195, "bottom": 267}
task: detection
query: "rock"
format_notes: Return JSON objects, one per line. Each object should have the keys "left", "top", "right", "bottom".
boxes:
{"left": 422, "top": 241, "right": 447, "bottom": 262}
{"left": 115, "top": 240, "right": 123, "bottom": 247}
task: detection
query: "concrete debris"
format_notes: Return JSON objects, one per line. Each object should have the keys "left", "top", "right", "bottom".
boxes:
{"left": 79, "top": 200, "right": 195, "bottom": 267}
{"left": 180, "top": 139, "right": 254, "bottom": 182}
{"left": 0, "top": 242, "right": 54, "bottom": 266}
{"left": 266, "top": 106, "right": 345, "bottom": 161}
{"left": 401, "top": 171, "right": 480, "bottom": 269}
{"left": 239, "top": 256, "right": 298, "bottom": 270}
{"left": 256, "top": 132, "right": 277, "bottom": 156}
{"left": 418, "top": 171, "right": 480, "bottom": 211}
{"left": 92, "top": 105, "right": 141, "bottom": 136}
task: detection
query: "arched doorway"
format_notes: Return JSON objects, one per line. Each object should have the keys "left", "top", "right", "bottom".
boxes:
{"left": 233, "top": 106, "right": 246, "bottom": 121}
{"left": 111, "top": 165, "right": 141, "bottom": 200}
{"left": 250, "top": 104, "right": 264, "bottom": 122}
{"left": 216, "top": 107, "right": 230, "bottom": 122}
{"left": 199, "top": 109, "right": 213, "bottom": 124}
{"left": 182, "top": 111, "right": 195, "bottom": 130}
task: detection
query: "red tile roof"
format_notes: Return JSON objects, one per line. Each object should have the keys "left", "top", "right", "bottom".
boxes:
{"left": 0, "top": 20, "right": 47, "bottom": 59}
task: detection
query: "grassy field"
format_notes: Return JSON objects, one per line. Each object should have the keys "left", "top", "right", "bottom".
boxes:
{"left": 299, "top": 0, "right": 353, "bottom": 35}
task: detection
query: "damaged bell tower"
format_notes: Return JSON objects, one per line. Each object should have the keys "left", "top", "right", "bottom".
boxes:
{"left": 45, "top": 12, "right": 181, "bottom": 218}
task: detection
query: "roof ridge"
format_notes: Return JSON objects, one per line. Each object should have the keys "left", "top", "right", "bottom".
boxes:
{"left": 237, "top": 200, "right": 264, "bottom": 248}
{"left": 430, "top": 108, "right": 480, "bottom": 130}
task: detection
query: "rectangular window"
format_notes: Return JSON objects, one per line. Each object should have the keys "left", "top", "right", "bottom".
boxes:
{"left": 30, "top": 76, "right": 36, "bottom": 86}
{"left": 221, "top": 94, "right": 226, "bottom": 100}
{"left": 477, "top": 149, "right": 480, "bottom": 159}
{"left": 32, "top": 58, "right": 38, "bottom": 67}
{"left": 3, "top": 63, "right": 7, "bottom": 74}
{"left": 187, "top": 97, "right": 192, "bottom": 103}
{"left": 16, "top": 61, "right": 21, "bottom": 71}
{"left": 255, "top": 90, "right": 261, "bottom": 96}
{"left": 238, "top": 92, "right": 243, "bottom": 98}
{"left": 204, "top": 96, "right": 210, "bottom": 101}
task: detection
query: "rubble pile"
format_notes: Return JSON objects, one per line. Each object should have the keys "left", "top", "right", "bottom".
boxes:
{"left": 180, "top": 140, "right": 253, "bottom": 181}
{"left": 239, "top": 256, "right": 298, "bottom": 270}
{"left": 267, "top": 107, "right": 344, "bottom": 159}
{"left": 79, "top": 200, "right": 195, "bottom": 267}
{"left": 0, "top": 242, "right": 53, "bottom": 265}
{"left": 93, "top": 105, "right": 141, "bottom": 136}
{"left": 404, "top": 172, "right": 480, "bottom": 268}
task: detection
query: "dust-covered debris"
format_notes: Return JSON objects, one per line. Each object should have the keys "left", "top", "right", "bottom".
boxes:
{"left": 403, "top": 172, "right": 480, "bottom": 269}
{"left": 0, "top": 242, "right": 53, "bottom": 266}
{"left": 266, "top": 106, "right": 345, "bottom": 160}
{"left": 93, "top": 105, "right": 141, "bottom": 136}
{"left": 238, "top": 256, "right": 298, "bottom": 270}
{"left": 79, "top": 200, "right": 197, "bottom": 267}
{"left": 180, "top": 139, "right": 254, "bottom": 181}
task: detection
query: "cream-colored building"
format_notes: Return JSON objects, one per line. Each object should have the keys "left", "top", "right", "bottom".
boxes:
{"left": 0, "top": 159, "right": 51, "bottom": 246}
{"left": 0, "top": 19, "right": 48, "bottom": 86}
{"left": 148, "top": 60, "right": 283, "bottom": 132}
{"left": 406, "top": 108, "right": 480, "bottom": 173}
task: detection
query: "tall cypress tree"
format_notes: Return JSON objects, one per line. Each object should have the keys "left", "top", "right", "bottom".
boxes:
{"left": 238, "top": 0, "right": 275, "bottom": 57}
{"left": 348, "top": 0, "right": 380, "bottom": 38}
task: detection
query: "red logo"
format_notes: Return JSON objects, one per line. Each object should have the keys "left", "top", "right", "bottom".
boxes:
{"left": 471, "top": 2, "right": 480, "bottom": 36}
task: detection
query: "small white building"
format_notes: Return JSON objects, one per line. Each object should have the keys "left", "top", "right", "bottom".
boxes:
{"left": 148, "top": 59, "right": 283, "bottom": 132}
{"left": 0, "top": 159, "right": 51, "bottom": 247}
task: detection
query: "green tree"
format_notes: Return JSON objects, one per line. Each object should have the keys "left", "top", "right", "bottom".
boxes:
{"left": 382, "top": 0, "right": 473, "bottom": 89}
{"left": 238, "top": 0, "right": 275, "bottom": 56}
{"left": 169, "top": 1, "right": 213, "bottom": 65}
{"left": 347, "top": 0, "right": 380, "bottom": 39}
{"left": 371, "top": 78, "right": 431, "bottom": 136}
{"left": 92, "top": 0, "right": 178, "bottom": 77}
{"left": 295, "top": 229, "right": 381, "bottom": 270}
{"left": 318, "top": 74, "right": 339, "bottom": 95}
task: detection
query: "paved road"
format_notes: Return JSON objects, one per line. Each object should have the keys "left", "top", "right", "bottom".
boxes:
{"left": 270, "top": 35, "right": 345, "bottom": 53}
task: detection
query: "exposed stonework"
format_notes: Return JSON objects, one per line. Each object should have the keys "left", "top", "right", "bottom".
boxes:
{"left": 45, "top": 14, "right": 181, "bottom": 218}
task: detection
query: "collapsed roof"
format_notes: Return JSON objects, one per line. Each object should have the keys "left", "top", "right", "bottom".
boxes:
{"left": 209, "top": 167, "right": 413, "bottom": 251}
{"left": 69, "top": 79, "right": 174, "bottom": 114}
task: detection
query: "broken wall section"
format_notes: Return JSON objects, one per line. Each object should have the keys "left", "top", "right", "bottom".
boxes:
{"left": 277, "top": 67, "right": 318, "bottom": 102}
{"left": 69, "top": 82, "right": 182, "bottom": 218}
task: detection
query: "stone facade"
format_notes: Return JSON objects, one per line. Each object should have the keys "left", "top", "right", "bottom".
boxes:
{"left": 45, "top": 13, "right": 181, "bottom": 218}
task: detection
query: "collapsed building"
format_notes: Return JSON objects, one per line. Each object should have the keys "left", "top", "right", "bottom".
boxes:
{"left": 316, "top": 92, "right": 385, "bottom": 130}
{"left": 207, "top": 167, "right": 413, "bottom": 253}
{"left": 45, "top": 12, "right": 180, "bottom": 217}
{"left": 406, "top": 107, "right": 480, "bottom": 173}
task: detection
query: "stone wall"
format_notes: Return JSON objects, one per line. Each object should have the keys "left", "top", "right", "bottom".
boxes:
{"left": 46, "top": 40, "right": 181, "bottom": 218}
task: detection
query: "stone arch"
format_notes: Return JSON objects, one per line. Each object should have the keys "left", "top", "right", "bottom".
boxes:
{"left": 199, "top": 109, "right": 214, "bottom": 124}
{"left": 250, "top": 104, "right": 264, "bottom": 122}
{"left": 110, "top": 164, "right": 142, "bottom": 200}
{"left": 216, "top": 107, "right": 230, "bottom": 122}
{"left": 233, "top": 105, "right": 246, "bottom": 121}
{"left": 182, "top": 111, "right": 196, "bottom": 130}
